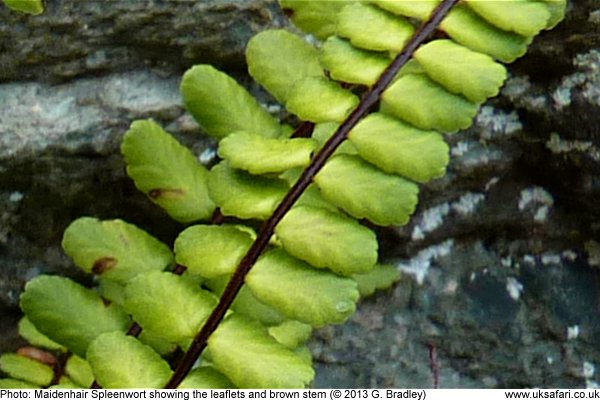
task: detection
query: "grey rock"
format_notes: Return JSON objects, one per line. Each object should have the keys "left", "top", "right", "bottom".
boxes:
{"left": 0, "top": 0, "right": 285, "bottom": 83}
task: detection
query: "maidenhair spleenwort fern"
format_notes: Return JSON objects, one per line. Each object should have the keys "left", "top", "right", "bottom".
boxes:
{"left": 0, "top": 0, "right": 566, "bottom": 389}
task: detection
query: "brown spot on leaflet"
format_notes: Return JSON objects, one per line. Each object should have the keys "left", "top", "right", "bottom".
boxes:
{"left": 148, "top": 188, "right": 185, "bottom": 199}
{"left": 92, "top": 257, "right": 117, "bottom": 274}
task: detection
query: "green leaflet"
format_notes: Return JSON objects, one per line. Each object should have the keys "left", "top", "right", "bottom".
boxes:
{"left": 541, "top": 0, "right": 568, "bottom": 29}
{"left": 349, "top": 113, "right": 449, "bottom": 183}
{"left": 175, "top": 224, "right": 253, "bottom": 279}
{"left": 352, "top": 264, "right": 401, "bottom": 298}
{"left": 218, "top": 132, "right": 317, "bottom": 175}
{"left": 247, "top": 29, "right": 324, "bottom": 104}
{"left": 122, "top": 119, "right": 216, "bottom": 223}
{"left": 18, "top": 317, "right": 65, "bottom": 351}
{"left": 246, "top": 249, "right": 360, "bottom": 327}
{"left": 180, "top": 65, "right": 281, "bottom": 139}
{"left": 4, "top": 0, "right": 43, "bottom": 15}
{"left": 208, "top": 162, "right": 288, "bottom": 220}
{"left": 278, "top": 0, "right": 349, "bottom": 39}
{"left": 315, "top": 155, "right": 419, "bottom": 226}
{"left": 20, "top": 275, "right": 130, "bottom": 357}
{"left": 320, "top": 37, "right": 390, "bottom": 86}
{"left": 207, "top": 315, "right": 314, "bottom": 388}
{"left": 87, "top": 332, "right": 172, "bottom": 388}
{"left": 207, "top": 276, "right": 286, "bottom": 327}
{"left": 124, "top": 271, "right": 217, "bottom": 343}
{"left": 178, "top": 367, "right": 234, "bottom": 389}
{"left": 440, "top": 6, "right": 531, "bottom": 63}
{"left": 267, "top": 320, "right": 313, "bottom": 350}
{"left": 62, "top": 217, "right": 173, "bottom": 284}
{"left": 275, "top": 205, "right": 378, "bottom": 276}
{"left": 0, "top": 354, "right": 53, "bottom": 387}
{"left": 138, "top": 330, "right": 177, "bottom": 356}
{"left": 0, "top": 378, "right": 39, "bottom": 389}
{"left": 373, "top": 0, "right": 440, "bottom": 20}
{"left": 414, "top": 39, "right": 507, "bottom": 103}
{"left": 98, "top": 279, "right": 126, "bottom": 306}
{"left": 286, "top": 77, "right": 359, "bottom": 123}
{"left": 311, "top": 122, "right": 357, "bottom": 155}
{"left": 65, "top": 355, "right": 94, "bottom": 388}
{"left": 381, "top": 73, "right": 478, "bottom": 133}
{"left": 337, "top": 3, "right": 414, "bottom": 52}
{"left": 464, "top": 0, "right": 551, "bottom": 37}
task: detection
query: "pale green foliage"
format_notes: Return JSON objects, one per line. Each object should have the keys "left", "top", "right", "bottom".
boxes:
{"left": 286, "top": 77, "right": 359, "bottom": 123}
{"left": 18, "top": 317, "right": 65, "bottom": 351}
{"left": 352, "top": 264, "right": 401, "bottom": 298}
{"left": 440, "top": 6, "right": 531, "bottom": 63}
{"left": 208, "top": 162, "right": 288, "bottom": 219}
{"left": 373, "top": 0, "right": 440, "bottom": 20}
{"left": 267, "top": 321, "right": 313, "bottom": 350}
{"left": 276, "top": 205, "right": 378, "bottom": 275}
{"left": 20, "top": 276, "right": 130, "bottom": 357}
{"left": 278, "top": 0, "right": 349, "bottom": 39}
{"left": 0, "top": 354, "right": 53, "bottom": 387}
{"left": 349, "top": 113, "right": 449, "bottom": 183}
{"left": 65, "top": 355, "right": 94, "bottom": 388}
{"left": 382, "top": 73, "right": 479, "bottom": 133}
{"left": 414, "top": 39, "right": 507, "bottom": 103}
{"left": 122, "top": 119, "right": 215, "bottom": 222}
{"left": 180, "top": 65, "right": 281, "bottom": 139}
{"left": 178, "top": 367, "right": 234, "bottom": 389}
{"left": 7, "top": 0, "right": 566, "bottom": 390}
{"left": 219, "top": 132, "right": 317, "bottom": 175}
{"left": 0, "top": 378, "right": 38, "bottom": 389}
{"left": 315, "top": 154, "right": 419, "bottom": 226}
{"left": 246, "top": 249, "right": 360, "bottom": 326}
{"left": 62, "top": 217, "right": 173, "bottom": 284}
{"left": 464, "top": 0, "right": 551, "bottom": 37}
{"left": 124, "top": 272, "right": 217, "bottom": 344}
{"left": 87, "top": 332, "right": 172, "bottom": 388}
{"left": 320, "top": 37, "right": 390, "bottom": 86}
{"left": 247, "top": 29, "right": 324, "bottom": 104}
{"left": 337, "top": 2, "right": 414, "bottom": 52}
{"left": 175, "top": 225, "right": 254, "bottom": 279}
{"left": 3, "top": 0, "right": 43, "bottom": 14}
{"left": 207, "top": 315, "right": 314, "bottom": 388}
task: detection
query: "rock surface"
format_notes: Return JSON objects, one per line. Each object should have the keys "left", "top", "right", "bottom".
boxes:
{"left": 1, "top": 0, "right": 599, "bottom": 389}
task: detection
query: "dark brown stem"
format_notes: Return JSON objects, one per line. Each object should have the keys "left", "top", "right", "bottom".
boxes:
{"left": 291, "top": 121, "right": 315, "bottom": 138}
{"left": 428, "top": 342, "right": 440, "bottom": 389}
{"left": 165, "top": 0, "right": 459, "bottom": 388}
